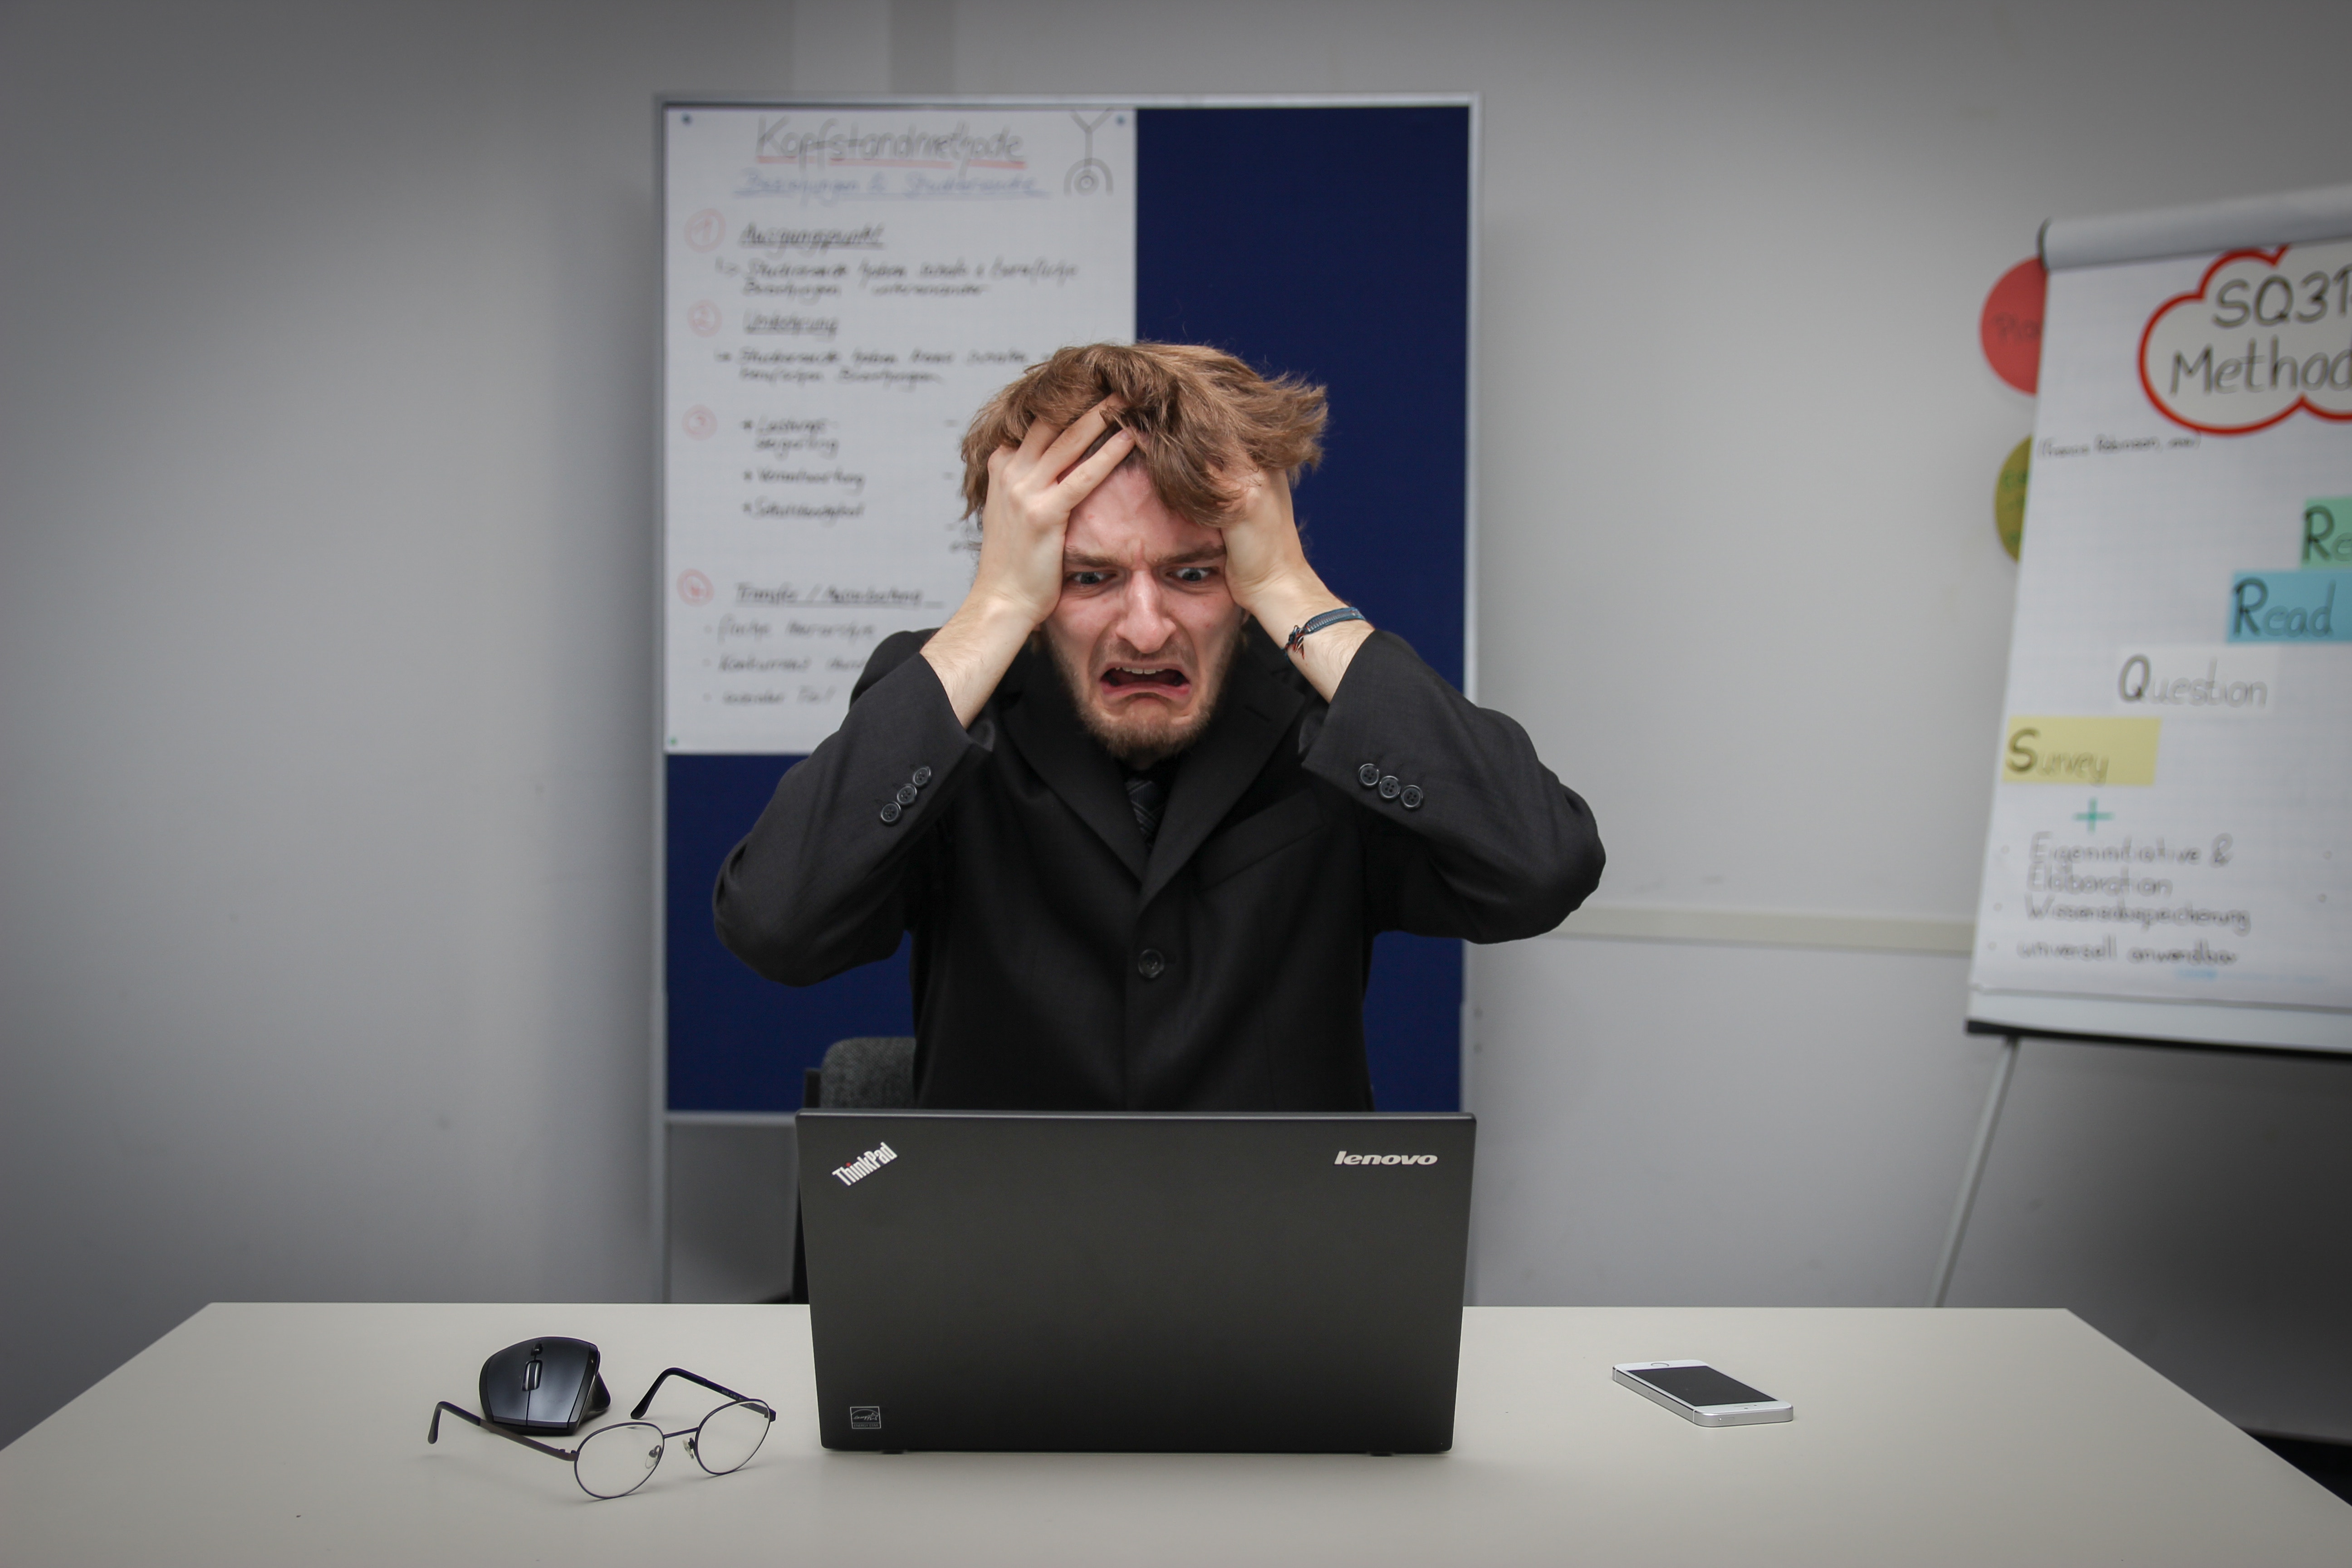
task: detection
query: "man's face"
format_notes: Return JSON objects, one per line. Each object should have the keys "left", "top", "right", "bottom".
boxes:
{"left": 1042, "top": 461, "right": 1245, "bottom": 765}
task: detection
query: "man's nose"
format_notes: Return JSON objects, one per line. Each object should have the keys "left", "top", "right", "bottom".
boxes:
{"left": 1112, "top": 573, "right": 1176, "bottom": 652}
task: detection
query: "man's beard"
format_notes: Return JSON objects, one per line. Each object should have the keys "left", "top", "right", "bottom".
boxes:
{"left": 1048, "top": 625, "right": 1242, "bottom": 767}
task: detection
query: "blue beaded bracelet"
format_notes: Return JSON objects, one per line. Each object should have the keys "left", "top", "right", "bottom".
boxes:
{"left": 1284, "top": 605, "right": 1368, "bottom": 654}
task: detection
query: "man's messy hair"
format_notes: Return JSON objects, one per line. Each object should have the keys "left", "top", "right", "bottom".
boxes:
{"left": 960, "top": 342, "right": 1326, "bottom": 527}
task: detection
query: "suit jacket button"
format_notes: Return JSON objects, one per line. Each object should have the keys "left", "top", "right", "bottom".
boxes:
{"left": 1400, "top": 784, "right": 1424, "bottom": 809}
{"left": 911, "top": 766, "right": 933, "bottom": 786}
{"left": 1137, "top": 948, "right": 1166, "bottom": 980}
{"left": 1379, "top": 774, "right": 1401, "bottom": 799}
{"left": 1357, "top": 762, "right": 1381, "bottom": 788}
{"left": 894, "top": 784, "right": 919, "bottom": 806}
{"left": 879, "top": 801, "right": 903, "bottom": 824}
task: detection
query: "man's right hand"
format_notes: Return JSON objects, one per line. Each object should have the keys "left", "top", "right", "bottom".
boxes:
{"left": 921, "top": 400, "right": 1133, "bottom": 727}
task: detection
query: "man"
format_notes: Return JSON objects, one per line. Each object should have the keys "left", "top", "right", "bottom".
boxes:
{"left": 715, "top": 343, "right": 1602, "bottom": 1109}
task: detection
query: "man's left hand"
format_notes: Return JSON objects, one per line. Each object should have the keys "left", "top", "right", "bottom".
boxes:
{"left": 1215, "top": 468, "right": 1374, "bottom": 700}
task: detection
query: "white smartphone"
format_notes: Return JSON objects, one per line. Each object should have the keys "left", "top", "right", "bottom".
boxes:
{"left": 1612, "top": 1360, "right": 1793, "bottom": 1426}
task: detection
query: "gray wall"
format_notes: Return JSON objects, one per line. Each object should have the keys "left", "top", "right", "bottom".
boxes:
{"left": 0, "top": 0, "right": 794, "bottom": 1446}
{"left": 4, "top": 0, "right": 2347, "bottom": 1450}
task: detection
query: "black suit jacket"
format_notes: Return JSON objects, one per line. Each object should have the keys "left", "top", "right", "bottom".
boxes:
{"left": 713, "top": 624, "right": 1602, "bottom": 1110}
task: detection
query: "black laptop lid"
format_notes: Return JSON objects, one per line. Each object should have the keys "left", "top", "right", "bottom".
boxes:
{"left": 796, "top": 1111, "right": 1475, "bottom": 1454}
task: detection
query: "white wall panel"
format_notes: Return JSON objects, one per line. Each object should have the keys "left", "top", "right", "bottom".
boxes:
{"left": 1470, "top": 939, "right": 2001, "bottom": 1307}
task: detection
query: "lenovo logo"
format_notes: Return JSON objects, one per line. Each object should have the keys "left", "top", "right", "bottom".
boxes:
{"left": 833, "top": 1142, "right": 898, "bottom": 1186}
{"left": 1334, "top": 1151, "right": 1438, "bottom": 1166}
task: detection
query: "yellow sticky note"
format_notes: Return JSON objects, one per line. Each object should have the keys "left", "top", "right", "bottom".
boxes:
{"left": 1999, "top": 716, "right": 2160, "bottom": 786}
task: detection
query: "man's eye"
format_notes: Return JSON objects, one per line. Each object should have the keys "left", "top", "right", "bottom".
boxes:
{"left": 1172, "top": 567, "right": 1214, "bottom": 583}
{"left": 1068, "top": 571, "right": 1109, "bottom": 587}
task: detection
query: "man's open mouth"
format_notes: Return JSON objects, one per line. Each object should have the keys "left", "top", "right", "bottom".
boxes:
{"left": 1100, "top": 665, "right": 1191, "bottom": 696}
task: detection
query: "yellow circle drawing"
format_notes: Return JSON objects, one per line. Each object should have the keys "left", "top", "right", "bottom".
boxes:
{"left": 1994, "top": 437, "right": 2030, "bottom": 560}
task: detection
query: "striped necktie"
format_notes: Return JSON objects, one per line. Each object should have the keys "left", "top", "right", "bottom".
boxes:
{"left": 1124, "top": 772, "right": 1168, "bottom": 843}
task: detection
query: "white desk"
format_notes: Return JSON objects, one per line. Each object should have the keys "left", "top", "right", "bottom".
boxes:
{"left": 3, "top": 1303, "right": 2345, "bottom": 1565}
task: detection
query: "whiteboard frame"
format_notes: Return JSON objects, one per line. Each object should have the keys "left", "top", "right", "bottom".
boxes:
{"left": 652, "top": 93, "right": 1483, "bottom": 1296}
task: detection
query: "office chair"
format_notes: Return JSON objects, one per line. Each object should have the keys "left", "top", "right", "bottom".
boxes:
{"left": 802, "top": 1035, "right": 916, "bottom": 1112}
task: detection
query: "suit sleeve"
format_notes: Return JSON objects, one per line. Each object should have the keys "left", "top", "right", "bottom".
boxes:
{"left": 1300, "top": 630, "right": 1603, "bottom": 942}
{"left": 712, "top": 631, "right": 988, "bottom": 985}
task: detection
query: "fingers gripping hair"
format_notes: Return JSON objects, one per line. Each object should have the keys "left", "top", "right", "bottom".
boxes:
{"left": 960, "top": 343, "right": 1326, "bottom": 525}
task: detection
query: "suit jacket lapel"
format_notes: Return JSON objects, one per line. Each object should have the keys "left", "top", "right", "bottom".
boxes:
{"left": 1002, "top": 649, "right": 1149, "bottom": 882}
{"left": 1139, "top": 639, "right": 1307, "bottom": 908}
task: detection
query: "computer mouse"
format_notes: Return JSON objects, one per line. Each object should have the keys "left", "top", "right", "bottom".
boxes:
{"left": 478, "top": 1337, "right": 610, "bottom": 1436}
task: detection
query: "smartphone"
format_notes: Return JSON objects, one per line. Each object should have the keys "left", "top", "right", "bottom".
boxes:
{"left": 1612, "top": 1361, "right": 1793, "bottom": 1426}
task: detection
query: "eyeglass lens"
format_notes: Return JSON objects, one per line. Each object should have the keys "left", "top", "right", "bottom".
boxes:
{"left": 691, "top": 1401, "right": 773, "bottom": 1475}
{"left": 573, "top": 1422, "right": 665, "bottom": 1499}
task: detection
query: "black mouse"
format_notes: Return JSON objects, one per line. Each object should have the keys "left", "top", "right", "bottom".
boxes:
{"left": 478, "top": 1337, "right": 611, "bottom": 1436}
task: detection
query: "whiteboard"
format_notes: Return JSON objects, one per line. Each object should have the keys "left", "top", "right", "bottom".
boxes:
{"left": 1968, "top": 190, "right": 2352, "bottom": 1053}
{"left": 662, "top": 104, "right": 1135, "bottom": 753}
{"left": 657, "top": 98, "right": 1479, "bottom": 1116}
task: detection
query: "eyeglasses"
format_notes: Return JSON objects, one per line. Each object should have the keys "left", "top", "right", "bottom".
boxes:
{"left": 430, "top": 1367, "right": 776, "bottom": 1499}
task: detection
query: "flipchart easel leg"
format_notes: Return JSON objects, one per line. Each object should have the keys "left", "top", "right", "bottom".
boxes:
{"left": 1932, "top": 1033, "right": 2022, "bottom": 1308}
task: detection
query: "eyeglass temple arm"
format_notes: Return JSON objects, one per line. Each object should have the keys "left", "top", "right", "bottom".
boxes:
{"left": 427, "top": 1401, "right": 578, "bottom": 1461}
{"left": 628, "top": 1367, "right": 760, "bottom": 1420}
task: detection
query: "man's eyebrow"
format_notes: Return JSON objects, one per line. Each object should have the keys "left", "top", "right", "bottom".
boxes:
{"left": 1060, "top": 542, "right": 1227, "bottom": 570}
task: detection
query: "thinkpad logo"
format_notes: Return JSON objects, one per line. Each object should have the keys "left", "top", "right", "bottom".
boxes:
{"left": 1333, "top": 1151, "right": 1438, "bottom": 1166}
{"left": 833, "top": 1142, "right": 898, "bottom": 1186}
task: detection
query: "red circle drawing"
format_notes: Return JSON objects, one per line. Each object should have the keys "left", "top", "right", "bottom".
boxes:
{"left": 687, "top": 301, "right": 722, "bottom": 336}
{"left": 681, "top": 406, "right": 716, "bottom": 440}
{"left": 677, "top": 569, "right": 714, "bottom": 605}
{"left": 685, "top": 209, "right": 725, "bottom": 251}
{"left": 1980, "top": 258, "right": 2047, "bottom": 394}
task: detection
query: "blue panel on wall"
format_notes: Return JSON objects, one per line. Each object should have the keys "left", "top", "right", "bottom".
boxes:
{"left": 665, "top": 103, "right": 1470, "bottom": 1114}
{"left": 1361, "top": 931, "right": 1467, "bottom": 1112}
{"left": 1137, "top": 104, "right": 1470, "bottom": 1111}
{"left": 665, "top": 753, "right": 910, "bottom": 1112}
{"left": 1135, "top": 105, "right": 1469, "bottom": 688}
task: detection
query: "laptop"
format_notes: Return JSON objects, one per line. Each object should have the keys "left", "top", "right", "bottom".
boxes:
{"left": 795, "top": 1110, "right": 1475, "bottom": 1453}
